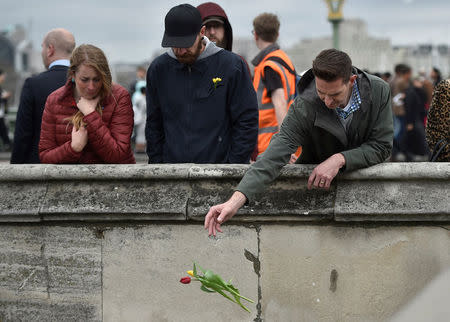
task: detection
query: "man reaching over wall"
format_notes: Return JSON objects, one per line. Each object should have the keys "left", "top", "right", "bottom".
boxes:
{"left": 205, "top": 49, "right": 393, "bottom": 236}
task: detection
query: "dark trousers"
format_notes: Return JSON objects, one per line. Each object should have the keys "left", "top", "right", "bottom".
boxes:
{"left": 0, "top": 117, "right": 11, "bottom": 146}
{"left": 402, "top": 121, "right": 429, "bottom": 160}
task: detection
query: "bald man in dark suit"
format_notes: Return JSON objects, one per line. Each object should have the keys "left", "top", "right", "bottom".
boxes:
{"left": 11, "top": 28, "right": 75, "bottom": 163}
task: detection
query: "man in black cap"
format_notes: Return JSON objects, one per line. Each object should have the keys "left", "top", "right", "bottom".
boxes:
{"left": 145, "top": 4, "right": 258, "bottom": 164}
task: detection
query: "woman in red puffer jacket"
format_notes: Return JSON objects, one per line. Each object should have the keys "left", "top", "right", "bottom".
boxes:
{"left": 39, "top": 44, "right": 135, "bottom": 164}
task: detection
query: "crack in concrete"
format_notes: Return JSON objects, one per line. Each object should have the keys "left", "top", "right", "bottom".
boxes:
{"left": 185, "top": 197, "right": 190, "bottom": 220}
{"left": 40, "top": 243, "right": 51, "bottom": 299}
{"left": 101, "top": 233, "right": 104, "bottom": 321}
{"left": 438, "top": 226, "right": 450, "bottom": 231}
{"left": 244, "top": 225, "right": 262, "bottom": 321}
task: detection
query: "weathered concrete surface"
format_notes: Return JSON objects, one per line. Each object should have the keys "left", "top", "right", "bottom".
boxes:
{"left": 335, "top": 181, "right": 450, "bottom": 221}
{"left": 1, "top": 163, "right": 449, "bottom": 223}
{"left": 188, "top": 178, "right": 334, "bottom": 222}
{"left": 335, "top": 162, "right": 450, "bottom": 222}
{"left": 0, "top": 163, "right": 449, "bottom": 321}
{"left": 391, "top": 268, "right": 450, "bottom": 322}
{"left": 0, "top": 182, "right": 44, "bottom": 222}
{"left": 0, "top": 226, "right": 102, "bottom": 322}
{"left": 0, "top": 164, "right": 189, "bottom": 181}
{"left": 339, "top": 162, "right": 450, "bottom": 180}
{"left": 102, "top": 225, "right": 259, "bottom": 321}
{"left": 40, "top": 180, "right": 190, "bottom": 221}
{"left": 0, "top": 224, "right": 449, "bottom": 321}
{"left": 259, "top": 225, "right": 450, "bottom": 322}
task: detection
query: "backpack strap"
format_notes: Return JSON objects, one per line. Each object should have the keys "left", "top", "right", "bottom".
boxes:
{"left": 266, "top": 56, "right": 297, "bottom": 77}
{"left": 430, "top": 138, "right": 449, "bottom": 162}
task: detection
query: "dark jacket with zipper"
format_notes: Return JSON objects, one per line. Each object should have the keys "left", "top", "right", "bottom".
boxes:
{"left": 145, "top": 37, "right": 258, "bottom": 163}
{"left": 237, "top": 67, "right": 394, "bottom": 201}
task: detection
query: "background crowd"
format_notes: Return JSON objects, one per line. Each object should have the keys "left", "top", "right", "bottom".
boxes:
{"left": 368, "top": 64, "right": 447, "bottom": 162}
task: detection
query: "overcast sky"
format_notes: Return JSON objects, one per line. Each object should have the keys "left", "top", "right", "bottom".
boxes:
{"left": 2, "top": 0, "right": 449, "bottom": 64}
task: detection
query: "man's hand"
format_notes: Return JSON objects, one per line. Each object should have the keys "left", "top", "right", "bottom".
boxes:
{"left": 307, "top": 153, "right": 345, "bottom": 190}
{"left": 77, "top": 96, "right": 100, "bottom": 115}
{"left": 70, "top": 125, "right": 88, "bottom": 152}
{"left": 289, "top": 153, "right": 298, "bottom": 164}
{"left": 204, "top": 191, "right": 247, "bottom": 236}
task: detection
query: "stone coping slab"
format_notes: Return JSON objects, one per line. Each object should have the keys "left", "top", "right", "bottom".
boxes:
{"left": 0, "top": 163, "right": 448, "bottom": 223}
{"left": 0, "top": 163, "right": 449, "bottom": 181}
{"left": 0, "top": 162, "right": 448, "bottom": 181}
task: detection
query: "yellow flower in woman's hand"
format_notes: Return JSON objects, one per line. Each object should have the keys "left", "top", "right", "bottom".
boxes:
{"left": 187, "top": 270, "right": 194, "bottom": 277}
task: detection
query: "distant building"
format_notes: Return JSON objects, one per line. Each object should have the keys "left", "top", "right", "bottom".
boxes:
{"left": 392, "top": 44, "right": 449, "bottom": 78}
{"left": 112, "top": 18, "right": 450, "bottom": 88}
{"left": 0, "top": 25, "right": 44, "bottom": 140}
{"left": 0, "top": 35, "right": 15, "bottom": 67}
{"left": 0, "top": 24, "right": 42, "bottom": 106}
{"left": 286, "top": 36, "right": 332, "bottom": 75}
{"left": 284, "top": 18, "right": 450, "bottom": 78}
{"left": 287, "top": 19, "right": 393, "bottom": 74}
{"left": 232, "top": 37, "right": 259, "bottom": 73}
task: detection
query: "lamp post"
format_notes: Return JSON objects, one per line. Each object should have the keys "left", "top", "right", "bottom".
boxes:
{"left": 324, "top": 0, "right": 345, "bottom": 49}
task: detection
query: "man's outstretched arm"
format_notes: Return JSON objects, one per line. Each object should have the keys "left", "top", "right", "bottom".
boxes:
{"left": 204, "top": 152, "right": 345, "bottom": 236}
{"left": 204, "top": 99, "right": 306, "bottom": 236}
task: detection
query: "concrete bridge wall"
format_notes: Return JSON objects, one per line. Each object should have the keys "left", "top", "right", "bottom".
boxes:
{"left": 0, "top": 163, "right": 449, "bottom": 321}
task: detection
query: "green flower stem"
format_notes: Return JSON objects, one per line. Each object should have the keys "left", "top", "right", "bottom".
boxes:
{"left": 190, "top": 262, "right": 254, "bottom": 312}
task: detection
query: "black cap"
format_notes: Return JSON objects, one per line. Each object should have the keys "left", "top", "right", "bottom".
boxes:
{"left": 162, "top": 4, "right": 202, "bottom": 48}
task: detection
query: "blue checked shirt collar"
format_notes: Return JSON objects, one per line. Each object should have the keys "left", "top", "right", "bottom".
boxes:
{"left": 336, "top": 79, "right": 362, "bottom": 119}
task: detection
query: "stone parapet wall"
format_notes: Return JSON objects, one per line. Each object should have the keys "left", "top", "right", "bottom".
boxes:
{"left": 0, "top": 163, "right": 449, "bottom": 223}
{"left": 0, "top": 163, "right": 449, "bottom": 321}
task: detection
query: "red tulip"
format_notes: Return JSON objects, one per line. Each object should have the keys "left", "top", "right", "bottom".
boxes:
{"left": 180, "top": 276, "right": 191, "bottom": 284}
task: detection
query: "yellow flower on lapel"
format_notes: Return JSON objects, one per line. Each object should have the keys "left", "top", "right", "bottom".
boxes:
{"left": 212, "top": 77, "right": 222, "bottom": 89}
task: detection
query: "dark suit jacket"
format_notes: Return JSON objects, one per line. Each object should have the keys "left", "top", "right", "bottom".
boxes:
{"left": 11, "top": 65, "right": 68, "bottom": 163}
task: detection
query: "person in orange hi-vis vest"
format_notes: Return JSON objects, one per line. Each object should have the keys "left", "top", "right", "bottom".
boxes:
{"left": 251, "top": 12, "right": 301, "bottom": 163}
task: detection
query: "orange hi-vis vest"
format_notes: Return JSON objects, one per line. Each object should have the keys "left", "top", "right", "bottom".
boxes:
{"left": 253, "top": 49, "right": 299, "bottom": 156}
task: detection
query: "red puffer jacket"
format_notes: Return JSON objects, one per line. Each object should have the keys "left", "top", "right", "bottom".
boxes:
{"left": 39, "top": 81, "right": 136, "bottom": 164}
